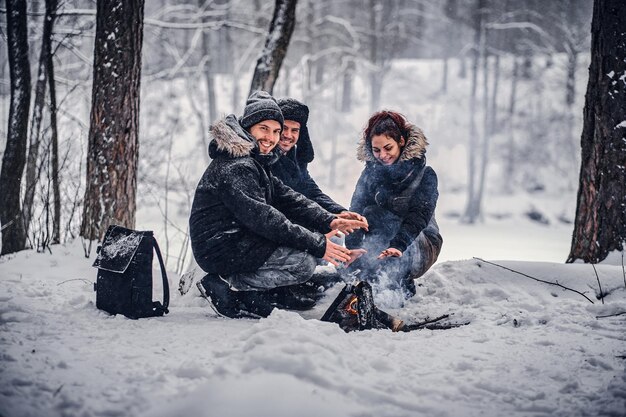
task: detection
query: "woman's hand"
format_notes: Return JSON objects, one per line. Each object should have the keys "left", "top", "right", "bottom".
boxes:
{"left": 336, "top": 211, "right": 368, "bottom": 227}
{"left": 323, "top": 234, "right": 352, "bottom": 266}
{"left": 329, "top": 217, "right": 368, "bottom": 235}
{"left": 377, "top": 247, "right": 402, "bottom": 259}
{"left": 344, "top": 248, "right": 367, "bottom": 267}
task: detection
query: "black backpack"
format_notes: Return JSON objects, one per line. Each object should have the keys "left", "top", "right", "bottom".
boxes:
{"left": 93, "top": 225, "right": 170, "bottom": 319}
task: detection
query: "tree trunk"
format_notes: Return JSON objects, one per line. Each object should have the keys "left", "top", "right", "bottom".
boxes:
{"left": 490, "top": 54, "right": 500, "bottom": 135}
{"left": 565, "top": 48, "right": 577, "bottom": 107}
{"left": 567, "top": 0, "right": 626, "bottom": 263}
{"left": 341, "top": 60, "right": 354, "bottom": 113}
{"left": 198, "top": 0, "right": 217, "bottom": 125}
{"left": 248, "top": 0, "right": 297, "bottom": 96}
{"left": 461, "top": 0, "right": 484, "bottom": 224}
{"left": 23, "top": 0, "right": 57, "bottom": 239}
{"left": 474, "top": 28, "right": 490, "bottom": 224}
{"left": 0, "top": 0, "right": 31, "bottom": 255}
{"left": 47, "top": 0, "right": 61, "bottom": 244}
{"left": 504, "top": 57, "right": 519, "bottom": 193}
{"left": 80, "top": 0, "right": 145, "bottom": 241}
{"left": 441, "top": 57, "right": 448, "bottom": 94}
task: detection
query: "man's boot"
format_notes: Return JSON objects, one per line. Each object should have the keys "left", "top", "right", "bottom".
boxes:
{"left": 196, "top": 274, "right": 271, "bottom": 318}
{"left": 268, "top": 285, "right": 316, "bottom": 310}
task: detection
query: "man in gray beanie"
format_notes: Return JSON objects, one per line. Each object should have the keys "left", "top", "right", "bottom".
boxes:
{"left": 189, "top": 91, "right": 368, "bottom": 318}
{"left": 274, "top": 97, "right": 367, "bottom": 222}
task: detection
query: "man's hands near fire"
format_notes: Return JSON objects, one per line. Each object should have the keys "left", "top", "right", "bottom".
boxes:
{"left": 336, "top": 211, "right": 368, "bottom": 226}
{"left": 323, "top": 230, "right": 366, "bottom": 266}
{"left": 329, "top": 216, "right": 368, "bottom": 235}
{"left": 323, "top": 230, "right": 351, "bottom": 266}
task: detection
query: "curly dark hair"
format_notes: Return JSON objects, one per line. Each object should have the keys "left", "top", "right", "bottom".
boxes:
{"left": 363, "top": 110, "right": 411, "bottom": 146}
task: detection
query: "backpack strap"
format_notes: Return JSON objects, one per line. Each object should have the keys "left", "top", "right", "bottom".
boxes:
{"left": 151, "top": 237, "right": 170, "bottom": 316}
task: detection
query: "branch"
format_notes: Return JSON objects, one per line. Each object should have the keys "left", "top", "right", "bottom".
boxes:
{"left": 596, "top": 312, "right": 626, "bottom": 319}
{"left": 57, "top": 278, "right": 91, "bottom": 286}
{"left": 402, "top": 314, "right": 469, "bottom": 331}
{"left": 473, "top": 257, "right": 595, "bottom": 304}
{"left": 590, "top": 263, "right": 604, "bottom": 304}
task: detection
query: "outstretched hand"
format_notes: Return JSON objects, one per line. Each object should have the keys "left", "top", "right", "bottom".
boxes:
{"left": 344, "top": 248, "right": 367, "bottom": 267}
{"left": 336, "top": 211, "right": 368, "bottom": 227}
{"left": 323, "top": 234, "right": 352, "bottom": 266}
{"left": 377, "top": 247, "right": 402, "bottom": 259}
{"left": 329, "top": 217, "right": 368, "bottom": 235}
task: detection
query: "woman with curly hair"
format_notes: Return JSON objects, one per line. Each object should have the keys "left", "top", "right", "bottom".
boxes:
{"left": 345, "top": 110, "right": 443, "bottom": 298}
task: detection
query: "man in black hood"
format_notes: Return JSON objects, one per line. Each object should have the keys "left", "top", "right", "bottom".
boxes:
{"left": 274, "top": 98, "right": 366, "bottom": 224}
{"left": 190, "top": 91, "right": 368, "bottom": 318}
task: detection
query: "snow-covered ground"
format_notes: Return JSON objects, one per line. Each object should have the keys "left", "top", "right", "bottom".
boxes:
{"left": 1, "top": 221, "right": 625, "bottom": 417}
{"left": 2, "top": 30, "right": 624, "bottom": 417}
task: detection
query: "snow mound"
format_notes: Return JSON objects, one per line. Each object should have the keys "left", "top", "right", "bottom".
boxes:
{"left": 0, "top": 241, "right": 624, "bottom": 417}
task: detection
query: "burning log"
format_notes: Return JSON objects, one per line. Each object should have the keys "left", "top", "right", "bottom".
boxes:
{"left": 321, "top": 281, "right": 468, "bottom": 332}
{"left": 321, "top": 281, "right": 405, "bottom": 332}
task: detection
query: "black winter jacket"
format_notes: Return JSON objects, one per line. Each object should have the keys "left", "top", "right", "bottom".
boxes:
{"left": 346, "top": 124, "right": 438, "bottom": 253}
{"left": 272, "top": 146, "right": 346, "bottom": 214}
{"left": 190, "top": 115, "right": 335, "bottom": 275}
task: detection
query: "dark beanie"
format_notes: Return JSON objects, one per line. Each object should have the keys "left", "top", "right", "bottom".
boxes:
{"left": 240, "top": 91, "right": 284, "bottom": 130}
{"left": 277, "top": 97, "right": 314, "bottom": 164}
{"left": 277, "top": 98, "right": 309, "bottom": 126}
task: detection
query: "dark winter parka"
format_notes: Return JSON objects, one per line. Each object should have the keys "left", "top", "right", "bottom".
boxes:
{"left": 271, "top": 142, "right": 346, "bottom": 214}
{"left": 345, "top": 124, "right": 438, "bottom": 253}
{"left": 190, "top": 115, "right": 335, "bottom": 276}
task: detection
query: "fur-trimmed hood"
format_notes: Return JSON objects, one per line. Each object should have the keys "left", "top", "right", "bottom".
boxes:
{"left": 356, "top": 123, "right": 428, "bottom": 163}
{"left": 207, "top": 114, "right": 281, "bottom": 166}
{"left": 208, "top": 114, "right": 256, "bottom": 158}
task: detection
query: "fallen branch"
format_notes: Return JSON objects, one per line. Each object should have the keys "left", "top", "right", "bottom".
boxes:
{"left": 596, "top": 311, "right": 626, "bottom": 319}
{"left": 402, "top": 314, "right": 469, "bottom": 331}
{"left": 473, "top": 257, "right": 595, "bottom": 304}
{"left": 57, "top": 278, "right": 91, "bottom": 286}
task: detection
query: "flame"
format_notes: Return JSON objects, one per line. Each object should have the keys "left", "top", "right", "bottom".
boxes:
{"left": 345, "top": 295, "right": 358, "bottom": 315}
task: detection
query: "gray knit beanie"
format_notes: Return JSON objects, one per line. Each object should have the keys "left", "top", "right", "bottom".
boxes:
{"left": 240, "top": 91, "right": 284, "bottom": 130}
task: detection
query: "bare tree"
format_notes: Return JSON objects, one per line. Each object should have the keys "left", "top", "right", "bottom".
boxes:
{"left": 0, "top": 0, "right": 31, "bottom": 255}
{"left": 23, "top": 0, "right": 58, "bottom": 241}
{"left": 567, "top": 0, "right": 626, "bottom": 263}
{"left": 47, "top": 0, "right": 61, "bottom": 244}
{"left": 248, "top": 0, "right": 297, "bottom": 95}
{"left": 461, "top": 0, "right": 485, "bottom": 224}
{"left": 80, "top": 0, "right": 145, "bottom": 241}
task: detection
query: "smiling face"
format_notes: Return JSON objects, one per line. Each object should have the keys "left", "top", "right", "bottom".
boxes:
{"left": 248, "top": 120, "right": 282, "bottom": 154}
{"left": 278, "top": 120, "right": 301, "bottom": 153}
{"left": 371, "top": 134, "right": 405, "bottom": 165}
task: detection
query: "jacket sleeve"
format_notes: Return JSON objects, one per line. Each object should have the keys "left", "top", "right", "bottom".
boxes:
{"left": 389, "top": 168, "right": 438, "bottom": 253}
{"left": 345, "top": 167, "right": 372, "bottom": 249}
{"left": 270, "top": 173, "right": 336, "bottom": 234}
{"left": 218, "top": 161, "right": 327, "bottom": 258}
{"left": 299, "top": 168, "right": 347, "bottom": 214}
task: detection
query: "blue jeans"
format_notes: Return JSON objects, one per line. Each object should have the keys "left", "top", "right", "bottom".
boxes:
{"left": 222, "top": 246, "right": 317, "bottom": 291}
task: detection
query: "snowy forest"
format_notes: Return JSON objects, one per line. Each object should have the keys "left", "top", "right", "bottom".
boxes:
{"left": 2, "top": 0, "right": 625, "bottom": 268}
{"left": 1, "top": 0, "right": 626, "bottom": 416}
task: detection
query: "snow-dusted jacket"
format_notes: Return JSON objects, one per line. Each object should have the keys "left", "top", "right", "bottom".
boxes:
{"left": 272, "top": 143, "right": 346, "bottom": 214}
{"left": 346, "top": 124, "right": 438, "bottom": 253}
{"left": 190, "top": 115, "right": 335, "bottom": 275}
